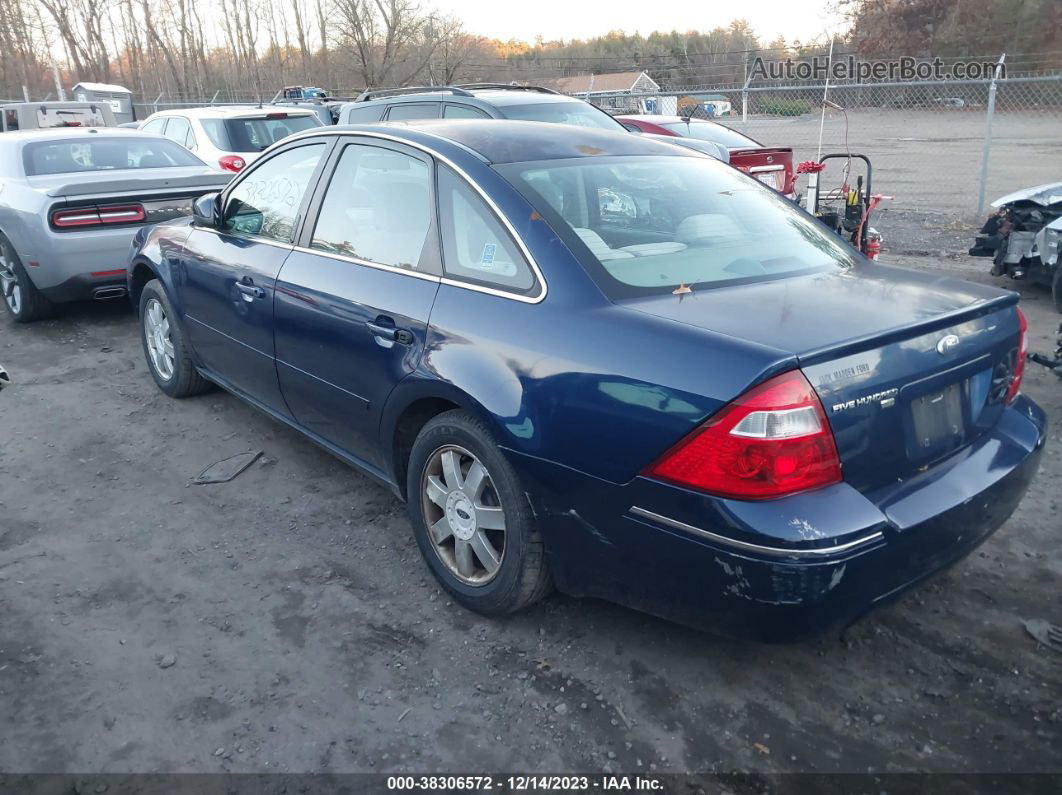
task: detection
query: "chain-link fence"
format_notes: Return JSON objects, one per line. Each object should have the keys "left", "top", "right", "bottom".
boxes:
{"left": 578, "top": 74, "right": 1062, "bottom": 220}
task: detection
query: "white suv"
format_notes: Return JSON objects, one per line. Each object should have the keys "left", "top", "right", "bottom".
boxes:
{"left": 139, "top": 106, "right": 322, "bottom": 172}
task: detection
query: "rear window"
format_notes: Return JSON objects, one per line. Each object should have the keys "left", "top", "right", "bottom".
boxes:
{"left": 500, "top": 155, "right": 854, "bottom": 300}
{"left": 661, "top": 121, "right": 760, "bottom": 149}
{"left": 36, "top": 106, "right": 109, "bottom": 128}
{"left": 24, "top": 138, "right": 204, "bottom": 175}
{"left": 499, "top": 102, "right": 625, "bottom": 131}
{"left": 201, "top": 114, "right": 321, "bottom": 152}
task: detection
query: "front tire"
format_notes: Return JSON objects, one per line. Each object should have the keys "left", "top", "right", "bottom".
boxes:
{"left": 406, "top": 410, "right": 552, "bottom": 615}
{"left": 139, "top": 279, "right": 211, "bottom": 398}
{"left": 0, "top": 236, "right": 55, "bottom": 323}
{"left": 1052, "top": 265, "right": 1062, "bottom": 314}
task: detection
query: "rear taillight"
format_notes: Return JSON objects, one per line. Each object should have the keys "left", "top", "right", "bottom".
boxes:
{"left": 1005, "top": 307, "right": 1027, "bottom": 404}
{"left": 51, "top": 203, "right": 145, "bottom": 229}
{"left": 645, "top": 370, "right": 842, "bottom": 500}
{"left": 218, "top": 155, "right": 246, "bottom": 172}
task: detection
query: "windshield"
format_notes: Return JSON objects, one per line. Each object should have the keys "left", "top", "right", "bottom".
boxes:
{"left": 201, "top": 114, "right": 321, "bottom": 152}
{"left": 499, "top": 101, "right": 625, "bottom": 131}
{"left": 24, "top": 137, "right": 204, "bottom": 175}
{"left": 661, "top": 121, "right": 760, "bottom": 149}
{"left": 500, "top": 155, "right": 854, "bottom": 299}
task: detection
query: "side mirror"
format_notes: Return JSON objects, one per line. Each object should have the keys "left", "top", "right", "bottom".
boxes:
{"left": 192, "top": 192, "right": 221, "bottom": 228}
{"left": 0, "top": 363, "right": 10, "bottom": 391}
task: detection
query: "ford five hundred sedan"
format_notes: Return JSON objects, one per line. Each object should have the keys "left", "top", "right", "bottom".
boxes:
{"left": 127, "top": 120, "right": 1046, "bottom": 641}
{"left": 0, "top": 128, "right": 231, "bottom": 322}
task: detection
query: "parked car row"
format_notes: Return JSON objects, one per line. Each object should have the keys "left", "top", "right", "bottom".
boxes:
{"left": 0, "top": 89, "right": 1046, "bottom": 642}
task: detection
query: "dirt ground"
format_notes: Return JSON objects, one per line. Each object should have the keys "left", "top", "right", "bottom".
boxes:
{"left": 0, "top": 252, "right": 1060, "bottom": 777}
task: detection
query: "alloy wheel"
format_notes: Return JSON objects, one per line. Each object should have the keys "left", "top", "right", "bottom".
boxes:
{"left": 420, "top": 444, "right": 507, "bottom": 585}
{"left": 0, "top": 251, "right": 21, "bottom": 316}
{"left": 144, "top": 298, "right": 176, "bottom": 381}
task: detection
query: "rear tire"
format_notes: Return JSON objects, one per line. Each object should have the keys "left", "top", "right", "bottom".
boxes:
{"left": 139, "top": 279, "right": 211, "bottom": 398}
{"left": 0, "top": 236, "right": 56, "bottom": 323}
{"left": 406, "top": 410, "right": 552, "bottom": 616}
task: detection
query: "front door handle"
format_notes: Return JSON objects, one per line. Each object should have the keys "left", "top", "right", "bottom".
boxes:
{"left": 235, "top": 281, "right": 266, "bottom": 301}
{"left": 367, "top": 320, "right": 414, "bottom": 345}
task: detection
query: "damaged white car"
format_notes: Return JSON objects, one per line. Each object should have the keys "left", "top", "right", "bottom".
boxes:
{"left": 970, "top": 182, "right": 1062, "bottom": 312}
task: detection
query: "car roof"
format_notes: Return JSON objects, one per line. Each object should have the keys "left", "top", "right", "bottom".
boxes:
{"left": 0, "top": 128, "right": 164, "bottom": 145}
{"left": 621, "top": 115, "right": 712, "bottom": 124}
{"left": 150, "top": 106, "right": 317, "bottom": 119}
{"left": 348, "top": 88, "right": 587, "bottom": 111}
{"left": 310, "top": 119, "right": 702, "bottom": 164}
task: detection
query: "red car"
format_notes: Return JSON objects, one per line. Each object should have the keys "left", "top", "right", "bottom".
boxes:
{"left": 618, "top": 115, "right": 795, "bottom": 199}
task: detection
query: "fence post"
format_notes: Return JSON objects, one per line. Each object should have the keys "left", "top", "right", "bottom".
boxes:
{"left": 976, "top": 53, "right": 1007, "bottom": 216}
{"left": 741, "top": 55, "right": 749, "bottom": 122}
{"left": 152, "top": 92, "right": 163, "bottom": 114}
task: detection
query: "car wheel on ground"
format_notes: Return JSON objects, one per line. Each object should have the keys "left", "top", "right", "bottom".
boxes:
{"left": 0, "top": 235, "right": 55, "bottom": 323}
{"left": 139, "top": 279, "right": 212, "bottom": 398}
{"left": 406, "top": 410, "right": 552, "bottom": 615}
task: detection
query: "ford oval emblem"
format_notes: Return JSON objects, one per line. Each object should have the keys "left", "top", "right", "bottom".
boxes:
{"left": 936, "top": 334, "right": 960, "bottom": 354}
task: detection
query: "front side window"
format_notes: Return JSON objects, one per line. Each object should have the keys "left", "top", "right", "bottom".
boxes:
{"left": 437, "top": 165, "right": 535, "bottom": 293}
{"left": 223, "top": 143, "right": 326, "bottom": 242}
{"left": 23, "top": 138, "right": 204, "bottom": 175}
{"left": 141, "top": 117, "right": 167, "bottom": 135}
{"left": 500, "top": 155, "right": 854, "bottom": 299}
{"left": 4, "top": 109, "right": 18, "bottom": 131}
{"left": 311, "top": 143, "right": 433, "bottom": 271}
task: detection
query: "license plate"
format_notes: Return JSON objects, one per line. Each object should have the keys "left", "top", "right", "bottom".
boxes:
{"left": 909, "top": 382, "right": 965, "bottom": 459}
{"left": 755, "top": 172, "right": 780, "bottom": 189}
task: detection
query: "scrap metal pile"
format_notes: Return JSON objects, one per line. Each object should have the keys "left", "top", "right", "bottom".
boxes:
{"left": 970, "top": 182, "right": 1062, "bottom": 311}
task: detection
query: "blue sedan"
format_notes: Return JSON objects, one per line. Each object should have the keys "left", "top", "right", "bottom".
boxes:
{"left": 127, "top": 120, "right": 1046, "bottom": 641}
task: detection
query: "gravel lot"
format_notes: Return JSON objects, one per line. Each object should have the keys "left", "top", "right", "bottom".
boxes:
{"left": 0, "top": 253, "right": 1059, "bottom": 776}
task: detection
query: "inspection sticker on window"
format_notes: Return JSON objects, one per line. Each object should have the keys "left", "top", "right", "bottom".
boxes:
{"left": 480, "top": 243, "right": 497, "bottom": 267}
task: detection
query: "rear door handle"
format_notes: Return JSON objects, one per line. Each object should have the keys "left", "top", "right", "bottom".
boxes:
{"left": 367, "top": 321, "right": 414, "bottom": 345}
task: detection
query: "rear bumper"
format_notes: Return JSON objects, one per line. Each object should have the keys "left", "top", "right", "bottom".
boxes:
{"left": 38, "top": 271, "right": 128, "bottom": 303}
{"left": 515, "top": 395, "right": 1047, "bottom": 642}
{"left": 24, "top": 226, "right": 142, "bottom": 292}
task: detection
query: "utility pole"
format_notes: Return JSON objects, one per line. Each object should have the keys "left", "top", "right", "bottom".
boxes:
{"left": 51, "top": 65, "right": 67, "bottom": 101}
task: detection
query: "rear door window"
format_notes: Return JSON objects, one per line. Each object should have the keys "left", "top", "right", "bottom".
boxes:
{"left": 385, "top": 103, "right": 440, "bottom": 121}
{"left": 310, "top": 143, "right": 435, "bottom": 272}
{"left": 163, "top": 116, "right": 195, "bottom": 149}
{"left": 222, "top": 142, "right": 328, "bottom": 242}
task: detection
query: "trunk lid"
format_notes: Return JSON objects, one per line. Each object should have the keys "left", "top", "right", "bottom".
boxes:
{"left": 622, "top": 263, "right": 1021, "bottom": 491}
{"left": 729, "top": 147, "right": 794, "bottom": 194}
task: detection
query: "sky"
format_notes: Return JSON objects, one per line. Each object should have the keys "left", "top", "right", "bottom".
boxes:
{"left": 429, "top": 0, "right": 845, "bottom": 45}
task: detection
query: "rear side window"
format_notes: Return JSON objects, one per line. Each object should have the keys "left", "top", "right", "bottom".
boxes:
{"left": 386, "top": 103, "right": 440, "bottom": 121}
{"left": 23, "top": 138, "right": 204, "bottom": 175}
{"left": 437, "top": 165, "right": 535, "bottom": 293}
{"left": 163, "top": 116, "right": 194, "bottom": 149}
{"left": 443, "top": 104, "right": 489, "bottom": 119}
{"left": 223, "top": 143, "right": 327, "bottom": 242}
{"left": 661, "top": 121, "right": 760, "bottom": 148}
{"left": 311, "top": 143, "right": 434, "bottom": 271}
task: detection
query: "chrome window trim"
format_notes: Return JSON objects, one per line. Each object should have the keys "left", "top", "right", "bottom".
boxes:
{"left": 315, "top": 129, "right": 547, "bottom": 305}
{"left": 629, "top": 506, "right": 884, "bottom": 559}
{"left": 291, "top": 244, "right": 441, "bottom": 284}
{"left": 197, "top": 226, "right": 294, "bottom": 250}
